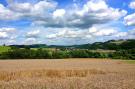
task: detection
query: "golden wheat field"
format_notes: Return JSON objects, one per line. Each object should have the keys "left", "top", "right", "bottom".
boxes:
{"left": 0, "top": 59, "right": 135, "bottom": 89}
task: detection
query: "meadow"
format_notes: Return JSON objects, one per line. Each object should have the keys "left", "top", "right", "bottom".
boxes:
{"left": 0, "top": 59, "right": 134, "bottom": 89}
{"left": 0, "top": 46, "right": 10, "bottom": 53}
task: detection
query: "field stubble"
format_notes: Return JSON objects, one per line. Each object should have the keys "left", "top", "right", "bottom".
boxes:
{"left": 0, "top": 59, "right": 135, "bottom": 89}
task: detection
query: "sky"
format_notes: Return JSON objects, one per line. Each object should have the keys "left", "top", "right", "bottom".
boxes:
{"left": 0, "top": 0, "right": 135, "bottom": 45}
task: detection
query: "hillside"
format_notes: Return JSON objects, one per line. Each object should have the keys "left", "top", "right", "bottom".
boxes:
{"left": 9, "top": 39, "right": 135, "bottom": 50}
{"left": 73, "top": 39, "right": 135, "bottom": 50}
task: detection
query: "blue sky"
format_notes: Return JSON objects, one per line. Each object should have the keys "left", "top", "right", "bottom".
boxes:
{"left": 0, "top": 0, "right": 135, "bottom": 45}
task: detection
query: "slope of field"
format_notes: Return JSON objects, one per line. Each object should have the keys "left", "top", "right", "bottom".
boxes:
{"left": 0, "top": 46, "right": 10, "bottom": 53}
{"left": 0, "top": 59, "right": 135, "bottom": 89}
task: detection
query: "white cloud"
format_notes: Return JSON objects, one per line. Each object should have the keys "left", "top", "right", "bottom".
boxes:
{"left": 124, "top": 1, "right": 135, "bottom": 26}
{"left": 8, "top": 39, "right": 16, "bottom": 44}
{"left": 26, "top": 30, "right": 40, "bottom": 38}
{"left": 53, "top": 9, "right": 66, "bottom": 18}
{"left": 9, "top": 3, "right": 32, "bottom": 12}
{"left": 88, "top": 27, "right": 97, "bottom": 33}
{"left": 0, "top": 32, "right": 8, "bottom": 39}
{"left": 40, "top": 0, "right": 127, "bottom": 28}
{"left": 75, "top": 0, "right": 127, "bottom": 20}
{"left": 129, "top": 1, "right": 135, "bottom": 9}
{"left": 45, "top": 25, "right": 128, "bottom": 45}
{"left": 0, "top": 0, "right": 127, "bottom": 29}
{"left": 93, "top": 29, "right": 118, "bottom": 36}
{"left": 24, "top": 37, "right": 42, "bottom": 45}
{"left": 0, "top": 0, "right": 132, "bottom": 45}
{"left": 0, "top": 4, "right": 20, "bottom": 20}
{"left": 46, "top": 28, "right": 82, "bottom": 39}
{"left": 0, "top": 0, "right": 57, "bottom": 20}
{"left": 115, "top": 32, "right": 128, "bottom": 37}
{"left": 24, "top": 38, "right": 36, "bottom": 44}
{"left": 46, "top": 26, "right": 118, "bottom": 39}
{"left": 0, "top": 27, "right": 16, "bottom": 33}
{"left": 83, "top": 0, "right": 108, "bottom": 12}
{"left": 0, "top": 27, "right": 17, "bottom": 39}
{"left": 124, "top": 13, "right": 135, "bottom": 26}
{"left": 128, "top": 29, "right": 135, "bottom": 35}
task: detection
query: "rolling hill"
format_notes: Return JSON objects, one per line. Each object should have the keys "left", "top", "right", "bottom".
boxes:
{"left": 8, "top": 39, "right": 135, "bottom": 50}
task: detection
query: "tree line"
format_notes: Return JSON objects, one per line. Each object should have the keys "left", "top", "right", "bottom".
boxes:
{"left": 0, "top": 47, "right": 135, "bottom": 60}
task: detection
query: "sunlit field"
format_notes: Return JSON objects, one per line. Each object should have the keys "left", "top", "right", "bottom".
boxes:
{"left": 0, "top": 59, "right": 135, "bottom": 89}
{"left": 0, "top": 46, "right": 10, "bottom": 54}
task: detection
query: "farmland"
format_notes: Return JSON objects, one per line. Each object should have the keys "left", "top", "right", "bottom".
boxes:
{"left": 0, "top": 59, "right": 135, "bottom": 89}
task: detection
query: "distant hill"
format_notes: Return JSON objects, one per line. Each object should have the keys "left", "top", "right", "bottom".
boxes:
{"left": 72, "top": 39, "right": 135, "bottom": 50}
{"left": 9, "top": 39, "right": 135, "bottom": 50}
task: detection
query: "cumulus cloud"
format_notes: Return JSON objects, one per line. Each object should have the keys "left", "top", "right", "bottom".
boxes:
{"left": 35, "top": 0, "right": 126, "bottom": 28}
{"left": 9, "top": 3, "right": 32, "bottom": 12}
{"left": 0, "top": 27, "right": 16, "bottom": 33}
{"left": 0, "top": 0, "right": 127, "bottom": 29}
{"left": 0, "top": 4, "right": 21, "bottom": 20}
{"left": 26, "top": 30, "right": 40, "bottom": 38}
{"left": 45, "top": 26, "right": 135, "bottom": 45}
{"left": 124, "top": 1, "right": 135, "bottom": 26}
{"left": 53, "top": 9, "right": 66, "bottom": 18}
{"left": 0, "top": 32, "right": 8, "bottom": 39}
{"left": 0, "top": 0, "right": 57, "bottom": 20}
{"left": 129, "top": 1, "right": 135, "bottom": 9}
{"left": 24, "top": 38, "right": 36, "bottom": 44}
{"left": 46, "top": 26, "right": 118, "bottom": 39}
{"left": 115, "top": 32, "right": 128, "bottom": 37}
{"left": 0, "top": 0, "right": 132, "bottom": 45}
{"left": 124, "top": 13, "right": 135, "bottom": 26}
{"left": 24, "top": 37, "right": 42, "bottom": 45}
{"left": 46, "top": 28, "right": 84, "bottom": 39}
{"left": 0, "top": 27, "right": 16, "bottom": 39}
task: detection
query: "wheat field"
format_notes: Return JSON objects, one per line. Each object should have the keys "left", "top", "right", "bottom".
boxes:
{"left": 0, "top": 59, "right": 135, "bottom": 89}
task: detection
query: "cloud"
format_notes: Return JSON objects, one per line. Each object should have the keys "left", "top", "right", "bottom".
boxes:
{"left": 0, "top": 4, "right": 21, "bottom": 20}
{"left": 9, "top": 2, "right": 32, "bottom": 12}
{"left": 36, "top": 0, "right": 126, "bottom": 28}
{"left": 124, "top": 13, "right": 135, "bottom": 26}
{"left": 0, "top": 27, "right": 16, "bottom": 33}
{"left": 124, "top": 0, "right": 135, "bottom": 26}
{"left": 115, "top": 32, "right": 128, "bottom": 37}
{"left": 46, "top": 28, "right": 84, "bottom": 39}
{"left": 8, "top": 39, "right": 16, "bottom": 44}
{"left": 26, "top": 30, "right": 40, "bottom": 38}
{"left": 92, "top": 29, "right": 118, "bottom": 36}
{"left": 129, "top": 1, "right": 135, "bottom": 9}
{"left": 0, "top": 0, "right": 57, "bottom": 20}
{"left": 24, "top": 37, "right": 42, "bottom": 45}
{"left": 24, "top": 38, "right": 36, "bottom": 44}
{"left": 0, "top": 0, "right": 127, "bottom": 29}
{"left": 0, "top": 0, "right": 132, "bottom": 45}
{"left": 0, "top": 27, "right": 17, "bottom": 39}
{"left": 0, "top": 32, "right": 8, "bottom": 39}
{"left": 53, "top": 9, "right": 66, "bottom": 18}
{"left": 45, "top": 25, "right": 132, "bottom": 45}
{"left": 46, "top": 26, "right": 118, "bottom": 39}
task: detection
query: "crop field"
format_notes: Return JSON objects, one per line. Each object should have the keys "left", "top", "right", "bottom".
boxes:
{"left": 0, "top": 59, "right": 135, "bottom": 89}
